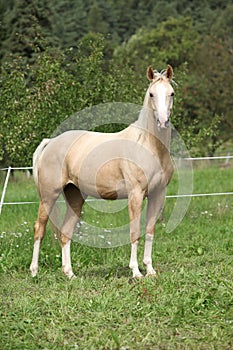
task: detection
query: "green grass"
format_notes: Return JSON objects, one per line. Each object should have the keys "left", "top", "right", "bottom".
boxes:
{"left": 0, "top": 167, "right": 233, "bottom": 349}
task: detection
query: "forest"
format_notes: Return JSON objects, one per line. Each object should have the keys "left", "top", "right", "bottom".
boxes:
{"left": 0, "top": 0, "right": 232, "bottom": 166}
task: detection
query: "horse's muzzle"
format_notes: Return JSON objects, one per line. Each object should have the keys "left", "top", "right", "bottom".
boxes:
{"left": 157, "top": 119, "right": 170, "bottom": 129}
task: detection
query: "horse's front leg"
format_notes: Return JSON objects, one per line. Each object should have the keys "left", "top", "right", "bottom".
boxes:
{"left": 128, "top": 189, "right": 144, "bottom": 278}
{"left": 143, "top": 188, "right": 166, "bottom": 276}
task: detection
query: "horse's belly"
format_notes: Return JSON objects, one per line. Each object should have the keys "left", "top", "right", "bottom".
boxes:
{"left": 77, "top": 178, "right": 128, "bottom": 200}
{"left": 97, "top": 179, "right": 129, "bottom": 200}
{"left": 74, "top": 158, "right": 127, "bottom": 199}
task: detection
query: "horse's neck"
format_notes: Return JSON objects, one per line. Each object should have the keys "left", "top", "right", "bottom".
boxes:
{"left": 137, "top": 97, "right": 171, "bottom": 151}
{"left": 148, "top": 110, "right": 171, "bottom": 145}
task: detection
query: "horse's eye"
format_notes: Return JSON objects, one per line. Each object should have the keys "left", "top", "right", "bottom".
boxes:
{"left": 149, "top": 93, "right": 153, "bottom": 97}
{"left": 171, "top": 92, "right": 174, "bottom": 97}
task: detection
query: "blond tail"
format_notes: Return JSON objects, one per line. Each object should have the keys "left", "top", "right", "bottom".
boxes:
{"left": 33, "top": 138, "right": 50, "bottom": 185}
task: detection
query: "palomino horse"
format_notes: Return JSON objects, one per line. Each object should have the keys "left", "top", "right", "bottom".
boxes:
{"left": 30, "top": 65, "right": 175, "bottom": 278}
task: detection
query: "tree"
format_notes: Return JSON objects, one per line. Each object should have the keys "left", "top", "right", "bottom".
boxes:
{"left": 0, "top": 53, "right": 74, "bottom": 165}
{"left": 0, "top": 35, "right": 139, "bottom": 166}
{"left": 211, "top": 3, "right": 233, "bottom": 48}
{"left": 114, "top": 17, "right": 198, "bottom": 73}
{"left": 0, "top": 0, "right": 56, "bottom": 64}
{"left": 52, "top": 0, "right": 88, "bottom": 50}
{"left": 0, "top": 1, "right": 232, "bottom": 161}
{"left": 190, "top": 35, "right": 233, "bottom": 148}
{"left": 87, "top": 3, "right": 109, "bottom": 34}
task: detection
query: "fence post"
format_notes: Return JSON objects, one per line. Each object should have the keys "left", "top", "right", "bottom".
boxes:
{"left": 0, "top": 166, "right": 11, "bottom": 215}
{"left": 224, "top": 153, "right": 230, "bottom": 166}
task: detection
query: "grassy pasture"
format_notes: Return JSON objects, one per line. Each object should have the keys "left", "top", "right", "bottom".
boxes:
{"left": 0, "top": 165, "right": 233, "bottom": 349}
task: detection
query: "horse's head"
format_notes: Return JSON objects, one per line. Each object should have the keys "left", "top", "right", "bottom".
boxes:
{"left": 147, "top": 65, "right": 174, "bottom": 129}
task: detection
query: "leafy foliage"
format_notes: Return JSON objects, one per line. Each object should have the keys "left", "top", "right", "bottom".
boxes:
{"left": 0, "top": 0, "right": 232, "bottom": 165}
{"left": 114, "top": 17, "right": 198, "bottom": 75}
{"left": 0, "top": 0, "right": 56, "bottom": 64}
{"left": 0, "top": 36, "right": 140, "bottom": 165}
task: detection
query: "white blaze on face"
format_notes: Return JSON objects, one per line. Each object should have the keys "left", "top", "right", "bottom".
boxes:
{"left": 150, "top": 81, "right": 174, "bottom": 129}
{"left": 156, "top": 83, "right": 168, "bottom": 128}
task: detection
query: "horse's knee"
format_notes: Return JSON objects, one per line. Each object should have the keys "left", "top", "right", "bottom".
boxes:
{"left": 145, "top": 224, "right": 155, "bottom": 235}
{"left": 130, "top": 234, "right": 140, "bottom": 244}
{"left": 61, "top": 233, "right": 70, "bottom": 246}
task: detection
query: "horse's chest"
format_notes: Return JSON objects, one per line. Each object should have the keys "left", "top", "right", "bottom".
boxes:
{"left": 146, "top": 158, "right": 174, "bottom": 192}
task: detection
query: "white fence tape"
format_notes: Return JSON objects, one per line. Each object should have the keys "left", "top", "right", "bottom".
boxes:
{"left": 2, "top": 192, "right": 233, "bottom": 207}
{"left": 0, "top": 156, "right": 232, "bottom": 213}
{"left": 0, "top": 166, "right": 33, "bottom": 171}
{"left": 183, "top": 156, "right": 233, "bottom": 160}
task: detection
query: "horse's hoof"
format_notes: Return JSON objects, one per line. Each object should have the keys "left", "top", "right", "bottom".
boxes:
{"left": 146, "top": 272, "right": 157, "bottom": 277}
{"left": 30, "top": 264, "right": 38, "bottom": 277}
{"left": 146, "top": 269, "right": 157, "bottom": 277}
{"left": 69, "top": 274, "right": 77, "bottom": 280}
{"left": 62, "top": 266, "right": 75, "bottom": 279}
{"left": 133, "top": 272, "right": 143, "bottom": 279}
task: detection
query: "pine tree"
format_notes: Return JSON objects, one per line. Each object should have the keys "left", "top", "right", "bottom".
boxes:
{"left": 0, "top": 0, "right": 56, "bottom": 64}
{"left": 52, "top": 0, "right": 88, "bottom": 49}
{"left": 87, "top": 3, "right": 109, "bottom": 34}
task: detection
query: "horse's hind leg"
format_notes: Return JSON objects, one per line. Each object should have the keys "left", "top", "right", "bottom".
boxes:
{"left": 30, "top": 200, "right": 54, "bottom": 277}
{"left": 60, "top": 184, "right": 84, "bottom": 278}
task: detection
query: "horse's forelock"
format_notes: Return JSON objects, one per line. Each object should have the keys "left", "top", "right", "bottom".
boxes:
{"left": 152, "top": 70, "right": 177, "bottom": 86}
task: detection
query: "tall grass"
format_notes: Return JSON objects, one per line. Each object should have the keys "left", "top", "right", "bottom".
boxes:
{"left": 0, "top": 167, "right": 233, "bottom": 349}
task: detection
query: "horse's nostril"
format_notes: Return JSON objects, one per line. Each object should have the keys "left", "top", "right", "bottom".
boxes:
{"left": 165, "top": 119, "right": 170, "bottom": 128}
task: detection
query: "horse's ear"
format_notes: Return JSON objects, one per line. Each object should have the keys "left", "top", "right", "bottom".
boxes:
{"left": 166, "top": 65, "right": 173, "bottom": 80}
{"left": 147, "top": 65, "right": 154, "bottom": 81}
